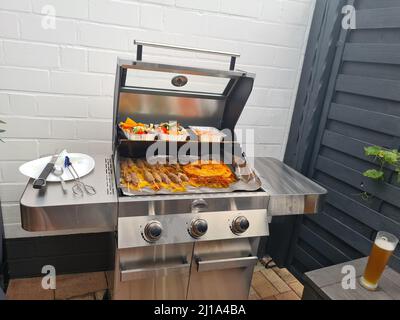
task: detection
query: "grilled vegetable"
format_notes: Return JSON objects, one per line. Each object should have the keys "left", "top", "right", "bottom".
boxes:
{"left": 119, "top": 118, "right": 156, "bottom": 137}
{"left": 157, "top": 121, "right": 185, "bottom": 135}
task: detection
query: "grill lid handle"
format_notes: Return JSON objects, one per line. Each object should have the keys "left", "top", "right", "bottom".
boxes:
{"left": 134, "top": 40, "right": 240, "bottom": 70}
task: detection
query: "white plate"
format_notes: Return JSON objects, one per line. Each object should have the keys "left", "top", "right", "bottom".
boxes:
{"left": 19, "top": 153, "right": 95, "bottom": 182}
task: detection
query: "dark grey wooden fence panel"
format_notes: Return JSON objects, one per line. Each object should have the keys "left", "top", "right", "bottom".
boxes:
{"left": 282, "top": 0, "right": 400, "bottom": 279}
{"left": 322, "top": 131, "right": 376, "bottom": 162}
{"left": 381, "top": 203, "right": 400, "bottom": 223}
{"left": 308, "top": 209, "right": 400, "bottom": 270}
{"left": 328, "top": 103, "right": 400, "bottom": 136}
{"left": 267, "top": 0, "right": 348, "bottom": 267}
{"left": 316, "top": 156, "right": 400, "bottom": 207}
{"left": 284, "top": 0, "right": 348, "bottom": 175}
{"left": 343, "top": 44, "right": 400, "bottom": 65}
{"left": 319, "top": 147, "right": 387, "bottom": 177}
{"left": 356, "top": 8, "right": 400, "bottom": 29}
{"left": 335, "top": 92, "right": 400, "bottom": 118}
{"left": 303, "top": 215, "right": 364, "bottom": 258}
{"left": 357, "top": 0, "right": 400, "bottom": 9}
{"left": 314, "top": 169, "right": 386, "bottom": 214}
{"left": 336, "top": 75, "right": 400, "bottom": 102}
{"left": 322, "top": 131, "right": 397, "bottom": 170}
{"left": 323, "top": 185, "right": 400, "bottom": 238}
{"left": 298, "top": 225, "right": 351, "bottom": 263}
{"left": 349, "top": 30, "right": 400, "bottom": 47}
{"left": 327, "top": 120, "right": 399, "bottom": 147}
{"left": 294, "top": 245, "right": 324, "bottom": 270}
{"left": 309, "top": 211, "right": 372, "bottom": 254}
{"left": 341, "top": 62, "right": 400, "bottom": 81}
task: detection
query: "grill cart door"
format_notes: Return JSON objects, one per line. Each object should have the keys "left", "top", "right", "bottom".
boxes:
{"left": 187, "top": 238, "right": 260, "bottom": 300}
{"left": 114, "top": 243, "right": 193, "bottom": 300}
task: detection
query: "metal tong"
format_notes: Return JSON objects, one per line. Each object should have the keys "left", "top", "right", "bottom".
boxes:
{"left": 64, "top": 156, "right": 96, "bottom": 197}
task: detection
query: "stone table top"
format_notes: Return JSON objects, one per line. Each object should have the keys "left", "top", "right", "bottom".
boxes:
{"left": 304, "top": 257, "right": 400, "bottom": 300}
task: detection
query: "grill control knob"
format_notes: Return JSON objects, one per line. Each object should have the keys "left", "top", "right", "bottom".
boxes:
{"left": 143, "top": 221, "right": 163, "bottom": 242}
{"left": 231, "top": 216, "right": 250, "bottom": 234}
{"left": 189, "top": 219, "right": 208, "bottom": 238}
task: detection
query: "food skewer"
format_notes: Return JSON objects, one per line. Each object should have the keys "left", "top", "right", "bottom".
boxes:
{"left": 151, "top": 170, "right": 162, "bottom": 184}
{"left": 121, "top": 157, "right": 237, "bottom": 193}
{"left": 167, "top": 172, "right": 182, "bottom": 184}
{"left": 136, "top": 159, "right": 146, "bottom": 169}
{"left": 158, "top": 171, "right": 172, "bottom": 184}
{"left": 178, "top": 172, "right": 189, "bottom": 182}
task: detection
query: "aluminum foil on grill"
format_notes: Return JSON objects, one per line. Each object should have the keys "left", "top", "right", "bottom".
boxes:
{"left": 119, "top": 156, "right": 262, "bottom": 196}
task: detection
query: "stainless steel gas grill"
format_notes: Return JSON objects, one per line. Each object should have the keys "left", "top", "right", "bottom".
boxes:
{"left": 20, "top": 41, "right": 327, "bottom": 300}
{"left": 111, "top": 41, "right": 326, "bottom": 300}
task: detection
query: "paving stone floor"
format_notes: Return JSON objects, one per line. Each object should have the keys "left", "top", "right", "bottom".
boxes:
{"left": 5, "top": 259, "right": 303, "bottom": 300}
{"left": 249, "top": 260, "right": 303, "bottom": 300}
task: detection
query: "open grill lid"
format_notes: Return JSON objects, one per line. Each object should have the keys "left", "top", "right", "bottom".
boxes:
{"left": 112, "top": 41, "right": 255, "bottom": 151}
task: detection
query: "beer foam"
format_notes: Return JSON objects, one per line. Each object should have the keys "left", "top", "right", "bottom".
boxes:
{"left": 375, "top": 237, "right": 397, "bottom": 251}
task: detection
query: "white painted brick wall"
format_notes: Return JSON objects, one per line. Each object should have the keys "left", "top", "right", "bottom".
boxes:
{"left": 32, "top": 0, "right": 89, "bottom": 19}
{"left": 60, "top": 47, "right": 87, "bottom": 71}
{"left": 0, "top": 67, "right": 50, "bottom": 91}
{"left": 37, "top": 95, "right": 88, "bottom": 117}
{"left": 89, "top": 0, "right": 140, "bottom": 27}
{"left": 3, "top": 40, "right": 59, "bottom": 68}
{"left": 9, "top": 94, "right": 37, "bottom": 116}
{"left": 50, "top": 71, "right": 103, "bottom": 95}
{"left": 0, "top": 0, "right": 32, "bottom": 12}
{"left": 20, "top": 13, "right": 78, "bottom": 44}
{"left": 0, "top": 0, "right": 316, "bottom": 238}
{"left": 140, "top": 4, "right": 164, "bottom": 30}
{"left": 0, "top": 12, "right": 19, "bottom": 38}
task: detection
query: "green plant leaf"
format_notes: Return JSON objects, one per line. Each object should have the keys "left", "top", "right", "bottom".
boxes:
{"left": 364, "top": 146, "right": 382, "bottom": 157}
{"left": 0, "top": 120, "right": 5, "bottom": 124}
{"left": 363, "top": 169, "right": 384, "bottom": 180}
{"left": 0, "top": 129, "right": 5, "bottom": 133}
{"left": 364, "top": 145, "right": 400, "bottom": 182}
{"left": 380, "top": 150, "right": 399, "bottom": 165}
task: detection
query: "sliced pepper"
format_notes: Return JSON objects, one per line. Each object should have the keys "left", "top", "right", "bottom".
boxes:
{"left": 125, "top": 117, "right": 137, "bottom": 126}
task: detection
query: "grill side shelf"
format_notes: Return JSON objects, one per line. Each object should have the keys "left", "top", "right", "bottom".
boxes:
{"left": 20, "top": 155, "right": 118, "bottom": 233}
{"left": 254, "top": 157, "right": 327, "bottom": 216}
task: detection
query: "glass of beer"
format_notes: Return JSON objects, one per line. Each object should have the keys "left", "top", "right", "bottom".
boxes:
{"left": 360, "top": 231, "right": 398, "bottom": 290}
